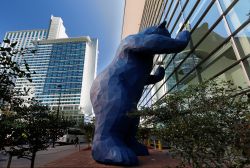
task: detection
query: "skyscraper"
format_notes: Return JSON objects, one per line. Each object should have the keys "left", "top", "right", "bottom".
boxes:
{"left": 122, "top": 0, "right": 250, "bottom": 108}
{"left": 47, "top": 15, "right": 68, "bottom": 39}
{"left": 2, "top": 29, "right": 48, "bottom": 64}
{"left": 3, "top": 16, "right": 98, "bottom": 121}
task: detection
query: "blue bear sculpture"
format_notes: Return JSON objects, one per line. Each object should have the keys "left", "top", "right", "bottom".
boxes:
{"left": 90, "top": 21, "right": 190, "bottom": 166}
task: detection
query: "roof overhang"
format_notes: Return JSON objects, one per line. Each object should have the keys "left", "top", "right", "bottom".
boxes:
{"left": 121, "top": 0, "right": 146, "bottom": 39}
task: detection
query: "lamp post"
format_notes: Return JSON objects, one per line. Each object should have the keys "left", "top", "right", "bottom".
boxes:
{"left": 52, "top": 84, "right": 62, "bottom": 148}
{"left": 56, "top": 84, "right": 62, "bottom": 120}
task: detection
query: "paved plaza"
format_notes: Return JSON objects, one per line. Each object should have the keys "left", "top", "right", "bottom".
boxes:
{"left": 40, "top": 149, "right": 185, "bottom": 168}
{"left": 1, "top": 145, "right": 189, "bottom": 168}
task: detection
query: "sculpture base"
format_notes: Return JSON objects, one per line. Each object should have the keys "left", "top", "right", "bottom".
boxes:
{"left": 42, "top": 148, "right": 188, "bottom": 168}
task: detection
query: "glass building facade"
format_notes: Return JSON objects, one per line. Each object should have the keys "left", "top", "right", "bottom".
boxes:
{"left": 42, "top": 42, "right": 85, "bottom": 102}
{"left": 2, "top": 30, "right": 47, "bottom": 64}
{"left": 137, "top": 0, "right": 250, "bottom": 107}
{"left": 2, "top": 16, "right": 98, "bottom": 122}
{"left": 15, "top": 38, "right": 97, "bottom": 121}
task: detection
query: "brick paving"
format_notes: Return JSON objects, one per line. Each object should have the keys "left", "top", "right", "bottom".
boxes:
{"left": 39, "top": 149, "right": 184, "bottom": 168}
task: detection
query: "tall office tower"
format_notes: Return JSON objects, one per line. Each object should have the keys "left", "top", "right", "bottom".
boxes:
{"left": 2, "top": 29, "right": 48, "bottom": 64}
{"left": 3, "top": 16, "right": 98, "bottom": 121}
{"left": 18, "top": 37, "right": 98, "bottom": 121}
{"left": 122, "top": 0, "right": 250, "bottom": 108}
{"left": 47, "top": 15, "right": 68, "bottom": 39}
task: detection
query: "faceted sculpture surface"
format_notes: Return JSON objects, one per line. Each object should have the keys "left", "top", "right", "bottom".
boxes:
{"left": 90, "top": 21, "right": 190, "bottom": 166}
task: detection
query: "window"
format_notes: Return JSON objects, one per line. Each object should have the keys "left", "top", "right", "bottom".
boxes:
{"left": 234, "top": 24, "right": 250, "bottom": 59}
{"left": 214, "top": 63, "right": 249, "bottom": 89}
{"left": 199, "top": 42, "right": 237, "bottom": 81}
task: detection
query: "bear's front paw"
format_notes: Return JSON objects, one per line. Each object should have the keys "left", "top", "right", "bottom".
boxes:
{"left": 155, "top": 66, "right": 165, "bottom": 80}
{"left": 176, "top": 30, "right": 191, "bottom": 42}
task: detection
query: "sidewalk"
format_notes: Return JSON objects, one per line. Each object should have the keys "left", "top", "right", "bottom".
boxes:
{"left": 0, "top": 144, "right": 87, "bottom": 168}
{"left": 40, "top": 149, "right": 185, "bottom": 168}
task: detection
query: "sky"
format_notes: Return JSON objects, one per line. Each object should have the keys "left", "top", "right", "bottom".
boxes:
{"left": 0, "top": 0, "right": 125, "bottom": 74}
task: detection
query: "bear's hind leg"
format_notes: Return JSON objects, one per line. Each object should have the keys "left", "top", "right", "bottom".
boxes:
{"left": 92, "top": 136, "right": 138, "bottom": 166}
{"left": 127, "top": 137, "right": 149, "bottom": 156}
{"left": 126, "top": 116, "right": 149, "bottom": 156}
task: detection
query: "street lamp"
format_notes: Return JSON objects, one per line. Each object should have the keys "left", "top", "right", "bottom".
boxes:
{"left": 56, "top": 84, "right": 62, "bottom": 119}
{"left": 52, "top": 84, "right": 62, "bottom": 148}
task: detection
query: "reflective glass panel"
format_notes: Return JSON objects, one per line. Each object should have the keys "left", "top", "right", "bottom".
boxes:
{"left": 218, "top": 0, "right": 235, "bottom": 11}
{"left": 171, "top": 15, "right": 185, "bottom": 38}
{"left": 176, "top": 53, "right": 198, "bottom": 81}
{"left": 191, "top": 3, "right": 222, "bottom": 46}
{"left": 200, "top": 42, "right": 237, "bottom": 81}
{"left": 168, "top": 2, "right": 182, "bottom": 32}
{"left": 166, "top": 74, "right": 177, "bottom": 92}
{"left": 189, "top": 0, "right": 212, "bottom": 28}
{"left": 234, "top": 23, "right": 250, "bottom": 58}
{"left": 163, "top": 53, "right": 174, "bottom": 69}
{"left": 140, "top": 88, "right": 153, "bottom": 107}
{"left": 166, "top": 0, "right": 179, "bottom": 27}
{"left": 192, "top": 19, "right": 229, "bottom": 62}
{"left": 182, "top": 0, "right": 198, "bottom": 19}
{"left": 214, "top": 63, "right": 249, "bottom": 89}
{"left": 160, "top": 0, "right": 172, "bottom": 22}
{"left": 173, "top": 41, "right": 192, "bottom": 67}
{"left": 243, "top": 57, "right": 250, "bottom": 79}
{"left": 163, "top": 55, "right": 177, "bottom": 91}
{"left": 178, "top": 70, "right": 199, "bottom": 89}
{"left": 226, "top": 0, "right": 250, "bottom": 32}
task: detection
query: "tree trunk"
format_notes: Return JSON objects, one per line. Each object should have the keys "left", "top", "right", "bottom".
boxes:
{"left": 52, "top": 137, "right": 55, "bottom": 148}
{"left": 30, "top": 151, "right": 36, "bottom": 168}
{"left": 87, "top": 139, "right": 90, "bottom": 148}
{"left": 7, "top": 154, "right": 12, "bottom": 168}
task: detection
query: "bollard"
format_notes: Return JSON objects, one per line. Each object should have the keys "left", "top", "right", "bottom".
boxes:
{"left": 147, "top": 139, "right": 151, "bottom": 147}
{"left": 153, "top": 140, "right": 156, "bottom": 149}
{"left": 158, "top": 140, "right": 162, "bottom": 150}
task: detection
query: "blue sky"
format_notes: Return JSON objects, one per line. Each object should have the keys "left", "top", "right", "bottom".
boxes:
{"left": 0, "top": 0, "right": 125, "bottom": 74}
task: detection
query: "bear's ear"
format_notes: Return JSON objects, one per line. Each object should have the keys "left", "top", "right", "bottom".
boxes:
{"left": 158, "top": 21, "right": 166, "bottom": 29}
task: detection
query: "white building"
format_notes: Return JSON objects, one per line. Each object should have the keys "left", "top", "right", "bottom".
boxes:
{"left": 3, "top": 16, "right": 98, "bottom": 122}
{"left": 47, "top": 15, "right": 68, "bottom": 39}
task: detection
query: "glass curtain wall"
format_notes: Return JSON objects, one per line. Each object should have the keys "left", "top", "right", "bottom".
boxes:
{"left": 138, "top": 0, "right": 250, "bottom": 108}
{"left": 16, "top": 41, "right": 86, "bottom": 122}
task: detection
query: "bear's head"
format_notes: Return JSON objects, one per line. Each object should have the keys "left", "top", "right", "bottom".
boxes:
{"left": 140, "top": 21, "right": 170, "bottom": 37}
